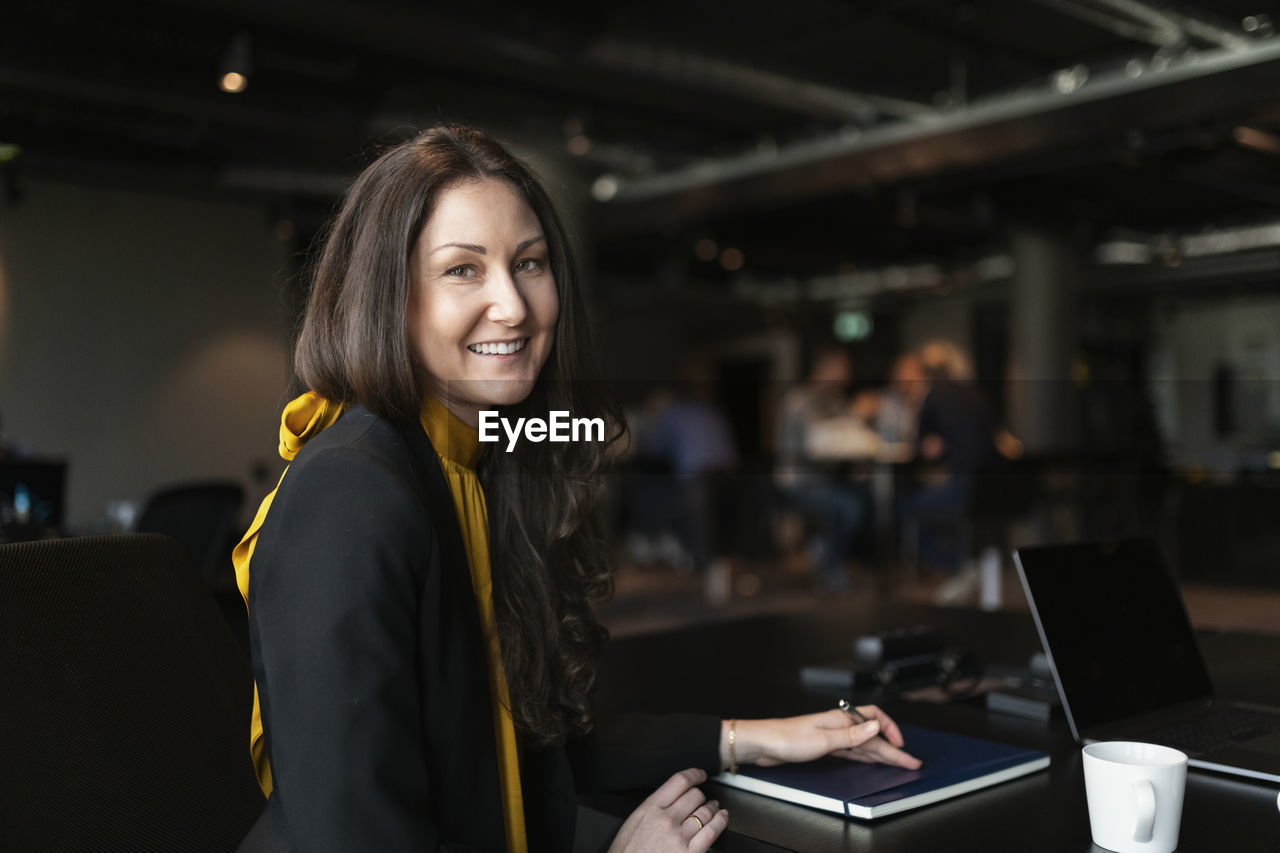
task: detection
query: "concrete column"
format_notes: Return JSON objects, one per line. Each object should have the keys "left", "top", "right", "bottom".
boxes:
{"left": 1007, "top": 225, "right": 1082, "bottom": 452}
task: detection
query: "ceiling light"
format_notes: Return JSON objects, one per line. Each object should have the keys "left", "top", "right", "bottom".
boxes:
{"left": 220, "top": 72, "right": 247, "bottom": 94}
{"left": 1052, "top": 65, "right": 1088, "bottom": 94}
{"left": 1242, "top": 15, "right": 1273, "bottom": 36}
{"left": 219, "top": 32, "right": 252, "bottom": 94}
{"left": 591, "top": 174, "right": 619, "bottom": 202}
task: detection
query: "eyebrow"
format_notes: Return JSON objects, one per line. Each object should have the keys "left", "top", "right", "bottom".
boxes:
{"left": 429, "top": 235, "right": 545, "bottom": 256}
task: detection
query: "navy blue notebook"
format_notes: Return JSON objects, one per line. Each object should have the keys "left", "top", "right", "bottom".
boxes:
{"left": 713, "top": 724, "right": 1049, "bottom": 819}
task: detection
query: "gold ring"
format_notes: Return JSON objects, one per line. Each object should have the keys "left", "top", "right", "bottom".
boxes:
{"left": 687, "top": 813, "right": 704, "bottom": 830}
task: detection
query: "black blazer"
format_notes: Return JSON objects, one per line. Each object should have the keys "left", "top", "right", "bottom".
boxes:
{"left": 243, "top": 405, "right": 719, "bottom": 852}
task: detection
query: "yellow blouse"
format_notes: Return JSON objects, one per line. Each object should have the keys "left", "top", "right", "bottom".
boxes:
{"left": 232, "top": 392, "right": 527, "bottom": 853}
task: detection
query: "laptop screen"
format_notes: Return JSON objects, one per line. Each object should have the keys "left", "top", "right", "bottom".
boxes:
{"left": 1015, "top": 539, "right": 1213, "bottom": 736}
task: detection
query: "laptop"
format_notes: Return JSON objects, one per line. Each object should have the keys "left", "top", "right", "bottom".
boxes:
{"left": 1014, "top": 538, "right": 1280, "bottom": 783}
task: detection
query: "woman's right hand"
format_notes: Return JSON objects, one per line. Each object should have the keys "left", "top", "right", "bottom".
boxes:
{"left": 607, "top": 768, "right": 728, "bottom": 853}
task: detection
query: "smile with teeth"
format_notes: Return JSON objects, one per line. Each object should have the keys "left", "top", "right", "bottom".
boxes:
{"left": 468, "top": 337, "right": 529, "bottom": 356}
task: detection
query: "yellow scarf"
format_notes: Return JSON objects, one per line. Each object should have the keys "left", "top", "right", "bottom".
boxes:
{"left": 232, "top": 392, "right": 527, "bottom": 852}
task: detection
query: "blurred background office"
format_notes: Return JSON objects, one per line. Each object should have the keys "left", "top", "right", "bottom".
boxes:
{"left": 2, "top": 0, "right": 1279, "bottom": 635}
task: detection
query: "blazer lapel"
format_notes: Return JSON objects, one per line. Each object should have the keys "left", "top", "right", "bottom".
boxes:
{"left": 393, "top": 417, "right": 475, "bottom": 599}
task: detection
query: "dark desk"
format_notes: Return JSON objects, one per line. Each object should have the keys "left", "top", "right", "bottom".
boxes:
{"left": 585, "top": 602, "right": 1280, "bottom": 852}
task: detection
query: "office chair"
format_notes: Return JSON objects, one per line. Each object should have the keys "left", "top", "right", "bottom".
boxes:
{"left": 135, "top": 481, "right": 245, "bottom": 589}
{"left": 0, "top": 533, "right": 265, "bottom": 852}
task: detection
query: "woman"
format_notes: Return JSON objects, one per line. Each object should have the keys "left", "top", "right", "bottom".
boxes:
{"left": 234, "top": 125, "right": 918, "bottom": 853}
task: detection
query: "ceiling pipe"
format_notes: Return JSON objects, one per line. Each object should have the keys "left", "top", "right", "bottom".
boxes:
{"left": 726, "top": 218, "right": 1280, "bottom": 305}
{"left": 1098, "top": 0, "right": 1251, "bottom": 51}
{"left": 582, "top": 38, "right": 937, "bottom": 124}
{"left": 596, "top": 38, "right": 1280, "bottom": 231}
{"left": 1032, "top": 0, "right": 1182, "bottom": 47}
{"left": 1033, "top": 0, "right": 1251, "bottom": 51}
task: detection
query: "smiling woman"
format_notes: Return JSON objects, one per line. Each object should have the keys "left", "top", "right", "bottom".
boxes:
{"left": 234, "top": 125, "right": 918, "bottom": 853}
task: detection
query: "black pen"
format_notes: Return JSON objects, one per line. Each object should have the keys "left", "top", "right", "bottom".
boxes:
{"left": 838, "top": 699, "right": 890, "bottom": 745}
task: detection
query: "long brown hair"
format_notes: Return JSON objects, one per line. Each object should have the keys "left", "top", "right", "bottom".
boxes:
{"left": 295, "top": 125, "right": 621, "bottom": 747}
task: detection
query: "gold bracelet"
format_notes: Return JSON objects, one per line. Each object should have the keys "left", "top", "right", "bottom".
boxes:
{"left": 728, "top": 719, "right": 738, "bottom": 775}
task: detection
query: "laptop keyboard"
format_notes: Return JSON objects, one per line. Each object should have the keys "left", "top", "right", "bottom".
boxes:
{"left": 1146, "top": 707, "right": 1280, "bottom": 756}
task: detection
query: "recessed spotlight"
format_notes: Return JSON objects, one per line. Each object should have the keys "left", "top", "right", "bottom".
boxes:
{"left": 219, "top": 32, "right": 252, "bottom": 93}
{"left": 220, "top": 72, "right": 247, "bottom": 93}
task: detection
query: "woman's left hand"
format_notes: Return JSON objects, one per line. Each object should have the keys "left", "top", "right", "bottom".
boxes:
{"left": 723, "top": 707, "right": 922, "bottom": 771}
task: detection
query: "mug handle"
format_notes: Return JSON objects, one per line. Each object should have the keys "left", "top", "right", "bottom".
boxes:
{"left": 1131, "top": 779, "right": 1156, "bottom": 843}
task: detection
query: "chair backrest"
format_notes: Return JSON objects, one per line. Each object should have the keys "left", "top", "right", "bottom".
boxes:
{"left": 0, "top": 533, "right": 265, "bottom": 851}
{"left": 135, "top": 481, "right": 245, "bottom": 587}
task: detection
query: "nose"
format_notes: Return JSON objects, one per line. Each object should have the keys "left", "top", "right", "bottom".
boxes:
{"left": 485, "top": 269, "right": 528, "bottom": 327}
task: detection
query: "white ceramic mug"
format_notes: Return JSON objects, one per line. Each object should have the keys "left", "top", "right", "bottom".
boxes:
{"left": 1082, "top": 741, "right": 1187, "bottom": 853}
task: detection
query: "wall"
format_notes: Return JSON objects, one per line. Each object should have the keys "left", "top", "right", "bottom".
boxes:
{"left": 0, "top": 177, "right": 294, "bottom": 529}
{"left": 1150, "top": 295, "right": 1280, "bottom": 466}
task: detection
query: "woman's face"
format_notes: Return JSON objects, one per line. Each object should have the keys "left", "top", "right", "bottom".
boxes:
{"left": 407, "top": 178, "right": 559, "bottom": 426}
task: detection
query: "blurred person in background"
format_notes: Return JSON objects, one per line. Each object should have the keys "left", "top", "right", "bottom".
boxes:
{"left": 637, "top": 364, "right": 739, "bottom": 573}
{"left": 916, "top": 341, "right": 994, "bottom": 474}
{"left": 873, "top": 351, "right": 928, "bottom": 451}
{"left": 898, "top": 341, "right": 1001, "bottom": 595}
{"left": 775, "top": 347, "right": 874, "bottom": 591}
